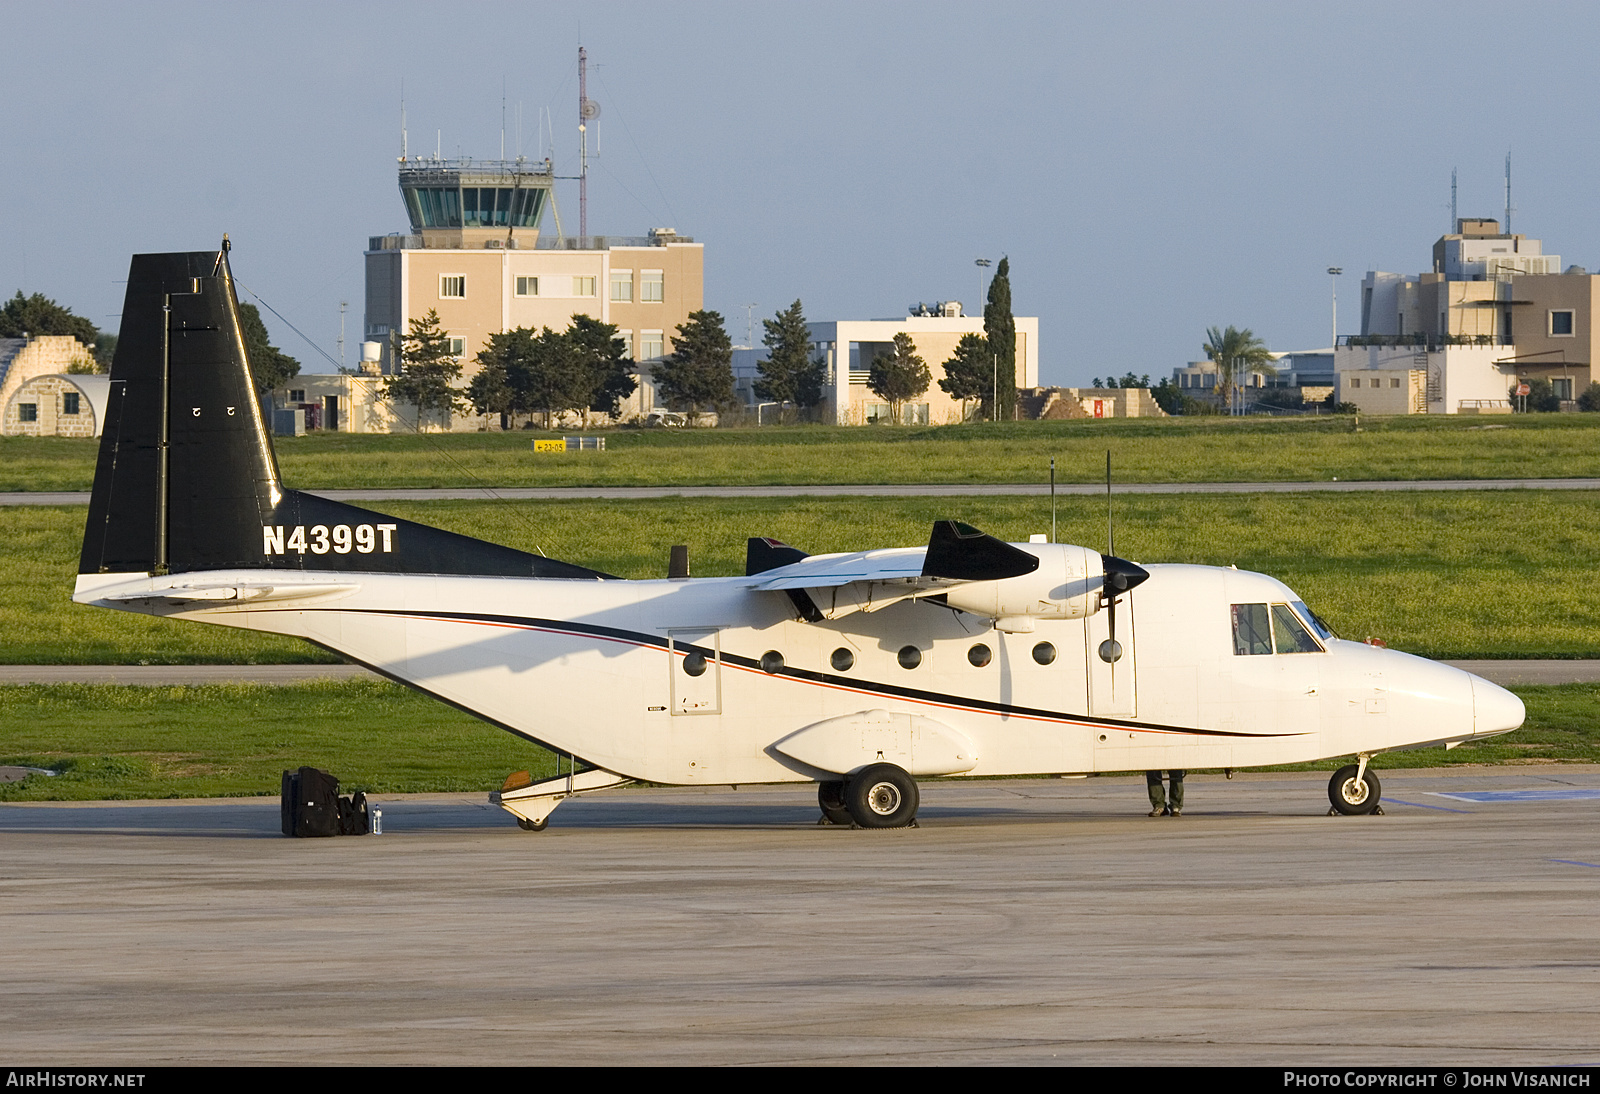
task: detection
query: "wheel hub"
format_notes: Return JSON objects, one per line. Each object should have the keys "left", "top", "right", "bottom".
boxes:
{"left": 866, "top": 782, "right": 902, "bottom": 815}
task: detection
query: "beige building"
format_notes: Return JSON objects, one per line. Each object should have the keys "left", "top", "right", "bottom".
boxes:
{"left": 360, "top": 157, "right": 703, "bottom": 430}
{"left": 278, "top": 372, "right": 406, "bottom": 434}
{"left": 0, "top": 335, "right": 96, "bottom": 418}
{"left": 1336, "top": 366, "right": 1429, "bottom": 415}
{"left": 3, "top": 373, "right": 111, "bottom": 437}
{"left": 1019, "top": 386, "right": 1167, "bottom": 419}
{"left": 1346, "top": 219, "right": 1595, "bottom": 411}
{"left": 780, "top": 309, "right": 1040, "bottom": 425}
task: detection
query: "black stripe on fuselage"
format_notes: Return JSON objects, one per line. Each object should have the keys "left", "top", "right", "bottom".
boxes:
{"left": 289, "top": 606, "right": 1302, "bottom": 742}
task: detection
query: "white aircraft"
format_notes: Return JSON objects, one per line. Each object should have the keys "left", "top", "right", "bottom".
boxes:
{"left": 73, "top": 245, "right": 1526, "bottom": 829}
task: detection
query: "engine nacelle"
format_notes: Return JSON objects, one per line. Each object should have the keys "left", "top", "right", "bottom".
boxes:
{"left": 941, "top": 543, "right": 1104, "bottom": 630}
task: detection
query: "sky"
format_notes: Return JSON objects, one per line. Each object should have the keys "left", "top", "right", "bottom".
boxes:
{"left": 5, "top": 0, "right": 1599, "bottom": 386}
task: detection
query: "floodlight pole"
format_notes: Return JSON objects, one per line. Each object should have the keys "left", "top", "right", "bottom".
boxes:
{"left": 1328, "top": 267, "right": 1343, "bottom": 348}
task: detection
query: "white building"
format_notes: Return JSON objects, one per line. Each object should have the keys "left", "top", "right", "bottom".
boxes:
{"left": 790, "top": 309, "right": 1040, "bottom": 425}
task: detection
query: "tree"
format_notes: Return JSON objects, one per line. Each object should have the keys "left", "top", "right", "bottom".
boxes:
{"left": 653, "top": 310, "right": 735, "bottom": 416}
{"left": 939, "top": 332, "right": 992, "bottom": 420}
{"left": 237, "top": 301, "right": 301, "bottom": 392}
{"left": 867, "top": 332, "right": 930, "bottom": 424}
{"left": 470, "top": 327, "right": 538, "bottom": 428}
{"left": 470, "top": 318, "right": 635, "bottom": 429}
{"left": 567, "top": 314, "right": 637, "bottom": 421}
{"left": 385, "top": 309, "right": 464, "bottom": 427}
{"left": 507, "top": 327, "right": 590, "bottom": 428}
{"left": 0, "top": 291, "right": 99, "bottom": 346}
{"left": 983, "top": 257, "right": 1016, "bottom": 420}
{"left": 92, "top": 334, "right": 117, "bottom": 369}
{"left": 0, "top": 291, "right": 102, "bottom": 370}
{"left": 1202, "top": 325, "right": 1275, "bottom": 409}
{"left": 754, "top": 300, "right": 826, "bottom": 414}
{"left": 1578, "top": 382, "right": 1600, "bottom": 412}
{"left": 1150, "top": 377, "right": 1193, "bottom": 415}
{"left": 466, "top": 347, "right": 515, "bottom": 429}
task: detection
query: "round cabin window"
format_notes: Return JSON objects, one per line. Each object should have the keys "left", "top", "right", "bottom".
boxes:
{"left": 897, "top": 645, "right": 922, "bottom": 670}
{"left": 682, "top": 652, "right": 708, "bottom": 677}
{"left": 1032, "top": 641, "right": 1056, "bottom": 666}
{"left": 831, "top": 647, "right": 855, "bottom": 672}
{"left": 759, "top": 650, "right": 785, "bottom": 674}
{"left": 968, "top": 643, "right": 992, "bottom": 668}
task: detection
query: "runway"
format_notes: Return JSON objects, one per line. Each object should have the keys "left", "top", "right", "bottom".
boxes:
{"left": 6, "top": 477, "right": 1600, "bottom": 505}
{"left": 3, "top": 769, "right": 1598, "bottom": 1065}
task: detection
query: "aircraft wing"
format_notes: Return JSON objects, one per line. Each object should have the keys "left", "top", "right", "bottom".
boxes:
{"left": 750, "top": 522, "right": 1040, "bottom": 619}
{"left": 752, "top": 548, "right": 938, "bottom": 591}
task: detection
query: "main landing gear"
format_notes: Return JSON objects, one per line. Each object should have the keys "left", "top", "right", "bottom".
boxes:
{"left": 818, "top": 763, "right": 920, "bottom": 828}
{"left": 1328, "top": 756, "right": 1384, "bottom": 816}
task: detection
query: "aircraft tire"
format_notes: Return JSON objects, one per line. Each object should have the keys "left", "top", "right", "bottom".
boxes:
{"left": 844, "top": 764, "right": 919, "bottom": 828}
{"left": 818, "top": 780, "right": 852, "bottom": 826}
{"left": 516, "top": 817, "right": 549, "bottom": 832}
{"left": 1328, "top": 764, "right": 1382, "bottom": 815}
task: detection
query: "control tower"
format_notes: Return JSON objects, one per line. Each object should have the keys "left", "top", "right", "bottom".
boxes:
{"left": 397, "top": 156, "right": 554, "bottom": 249}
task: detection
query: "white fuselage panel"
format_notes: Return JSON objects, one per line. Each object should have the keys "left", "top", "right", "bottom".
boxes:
{"left": 73, "top": 563, "right": 1518, "bottom": 785}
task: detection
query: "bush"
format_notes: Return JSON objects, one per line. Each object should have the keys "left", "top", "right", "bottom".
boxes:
{"left": 1577, "top": 382, "right": 1600, "bottom": 412}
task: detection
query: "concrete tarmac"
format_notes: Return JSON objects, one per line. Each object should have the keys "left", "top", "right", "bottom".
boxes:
{"left": 3, "top": 769, "right": 1598, "bottom": 1065}
{"left": 7, "top": 477, "right": 1600, "bottom": 505}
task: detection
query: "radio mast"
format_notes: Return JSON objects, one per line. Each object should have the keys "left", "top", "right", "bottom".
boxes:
{"left": 577, "top": 46, "right": 601, "bottom": 241}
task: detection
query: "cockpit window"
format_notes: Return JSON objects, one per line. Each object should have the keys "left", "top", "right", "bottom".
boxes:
{"left": 1231, "top": 604, "right": 1273, "bottom": 656}
{"left": 1292, "top": 600, "right": 1336, "bottom": 641}
{"left": 1232, "top": 602, "right": 1327, "bottom": 656}
{"left": 1272, "top": 604, "right": 1322, "bottom": 653}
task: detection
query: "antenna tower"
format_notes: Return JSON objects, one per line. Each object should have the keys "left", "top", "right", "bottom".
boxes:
{"left": 1504, "top": 153, "right": 1513, "bottom": 234}
{"left": 1450, "top": 167, "right": 1457, "bottom": 232}
{"left": 579, "top": 46, "right": 589, "bottom": 240}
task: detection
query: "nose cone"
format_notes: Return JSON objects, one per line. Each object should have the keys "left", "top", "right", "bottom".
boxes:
{"left": 1472, "top": 676, "right": 1525, "bottom": 738}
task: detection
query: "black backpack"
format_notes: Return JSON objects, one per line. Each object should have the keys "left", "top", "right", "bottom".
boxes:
{"left": 280, "top": 766, "right": 342, "bottom": 838}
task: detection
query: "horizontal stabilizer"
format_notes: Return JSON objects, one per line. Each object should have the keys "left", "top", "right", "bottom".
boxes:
{"left": 98, "top": 580, "right": 361, "bottom": 605}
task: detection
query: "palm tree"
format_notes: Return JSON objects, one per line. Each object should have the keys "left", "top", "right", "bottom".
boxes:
{"left": 1202, "top": 326, "right": 1276, "bottom": 411}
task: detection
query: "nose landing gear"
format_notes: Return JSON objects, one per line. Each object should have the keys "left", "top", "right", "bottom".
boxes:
{"left": 1328, "top": 757, "right": 1384, "bottom": 816}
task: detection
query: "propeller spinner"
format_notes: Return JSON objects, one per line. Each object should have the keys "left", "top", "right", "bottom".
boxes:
{"left": 1098, "top": 554, "right": 1149, "bottom": 663}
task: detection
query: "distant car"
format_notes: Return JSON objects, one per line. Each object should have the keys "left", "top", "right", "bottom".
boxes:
{"left": 644, "top": 411, "right": 688, "bottom": 428}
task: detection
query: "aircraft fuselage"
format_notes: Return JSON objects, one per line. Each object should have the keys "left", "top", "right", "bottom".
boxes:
{"left": 74, "top": 560, "right": 1522, "bottom": 787}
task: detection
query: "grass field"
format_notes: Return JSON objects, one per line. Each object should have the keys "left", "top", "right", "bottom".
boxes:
{"left": 8, "top": 413, "right": 1600, "bottom": 491}
{"left": 1, "top": 679, "right": 1593, "bottom": 802}
{"left": 0, "top": 680, "right": 546, "bottom": 800}
{"left": 10, "top": 490, "right": 1600, "bottom": 663}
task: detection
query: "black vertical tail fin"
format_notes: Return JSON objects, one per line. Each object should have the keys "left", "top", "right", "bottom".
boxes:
{"left": 81, "top": 246, "right": 281, "bottom": 575}
{"left": 80, "top": 244, "right": 607, "bottom": 580}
